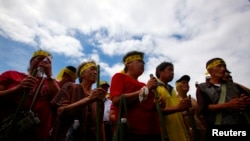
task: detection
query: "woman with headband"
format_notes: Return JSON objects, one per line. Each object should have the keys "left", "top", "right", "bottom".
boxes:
{"left": 51, "top": 60, "right": 106, "bottom": 141}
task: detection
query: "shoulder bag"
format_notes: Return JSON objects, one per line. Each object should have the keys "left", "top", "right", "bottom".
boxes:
{"left": 0, "top": 77, "right": 44, "bottom": 140}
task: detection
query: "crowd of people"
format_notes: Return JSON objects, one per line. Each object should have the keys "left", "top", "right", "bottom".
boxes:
{"left": 0, "top": 49, "right": 250, "bottom": 141}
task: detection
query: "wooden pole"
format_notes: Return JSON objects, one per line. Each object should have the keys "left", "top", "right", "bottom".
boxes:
{"left": 96, "top": 64, "right": 101, "bottom": 141}
{"left": 150, "top": 74, "right": 169, "bottom": 141}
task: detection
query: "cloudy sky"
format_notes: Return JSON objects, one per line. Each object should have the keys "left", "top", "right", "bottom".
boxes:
{"left": 1, "top": 0, "right": 250, "bottom": 98}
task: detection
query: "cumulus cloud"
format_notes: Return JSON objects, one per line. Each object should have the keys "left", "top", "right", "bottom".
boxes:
{"left": 0, "top": 0, "right": 250, "bottom": 97}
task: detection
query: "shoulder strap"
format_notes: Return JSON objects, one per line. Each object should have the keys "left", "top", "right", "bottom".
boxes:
{"left": 215, "top": 84, "right": 227, "bottom": 125}
{"left": 29, "top": 77, "right": 45, "bottom": 111}
{"left": 158, "top": 83, "right": 173, "bottom": 96}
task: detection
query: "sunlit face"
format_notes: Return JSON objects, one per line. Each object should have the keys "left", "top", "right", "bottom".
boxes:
{"left": 179, "top": 80, "right": 190, "bottom": 92}
{"left": 208, "top": 64, "right": 226, "bottom": 79}
{"left": 160, "top": 65, "right": 174, "bottom": 82}
{"left": 127, "top": 60, "right": 145, "bottom": 76}
{"left": 82, "top": 66, "right": 97, "bottom": 83}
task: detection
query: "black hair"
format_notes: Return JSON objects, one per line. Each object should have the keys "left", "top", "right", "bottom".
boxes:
{"left": 155, "top": 61, "right": 173, "bottom": 78}
{"left": 66, "top": 66, "right": 76, "bottom": 73}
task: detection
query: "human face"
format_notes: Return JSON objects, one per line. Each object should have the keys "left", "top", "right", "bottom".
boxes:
{"left": 160, "top": 65, "right": 174, "bottom": 83}
{"left": 101, "top": 85, "right": 109, "bottom": 93}
{"left": 127, "top": 60, "right": 145, "bottom": 76}
{"left": 209, "top": 64, "right": 226, "bottom": 79}
{"left": 179, "top": 80, "right": 190, "bottom": 92}
{"left": 29, "top": 55, "right": 48, "bottom": 73}
{"left": 63, "top": 73, "right": 76, "bottom": 83}
{"left": 82, "top": 66, "right": 97, "bottom": 83}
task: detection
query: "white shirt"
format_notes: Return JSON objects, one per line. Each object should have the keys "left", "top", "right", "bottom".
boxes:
{"left": 103, "top": 98, "right": 112, "bottom": 121}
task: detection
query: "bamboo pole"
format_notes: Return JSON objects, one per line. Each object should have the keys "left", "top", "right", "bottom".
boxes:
{"left": 178, "top": 86, "right": 199, "bottom": 141}
{"left": 150, "top": 74, "right": 169, "bottom": 141}
{"left": 96, "top": 64, "right": 101, "bottom": 141}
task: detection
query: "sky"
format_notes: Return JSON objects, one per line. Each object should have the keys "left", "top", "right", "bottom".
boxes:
{"left": 0, "top": 0, "right": 250, "bottom": 98}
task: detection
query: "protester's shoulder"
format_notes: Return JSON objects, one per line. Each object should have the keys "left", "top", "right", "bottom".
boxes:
{"left": 51, "top": 82, "right": 77, "bottom": 103}
{"left": 0, "top": 70, "right": 26, "bottom": 77}
{"left": 197, "top": 82, "right": 209, "bottom": 89}
{"left": 111, "top": 72, "right": 126, "bottom": 80}
{"left": 112, "top": 72, "right": 125, "bottom": 77}
{"left": 233, "top": 82, "right": 250, "bottom": 94}
{"left": 61, "top": 81, "right": 77, "bottom": 89}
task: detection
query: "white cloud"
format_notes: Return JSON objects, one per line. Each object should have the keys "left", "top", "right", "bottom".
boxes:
{"left": 0, "top": 0, "right": 250, "bottom": 98}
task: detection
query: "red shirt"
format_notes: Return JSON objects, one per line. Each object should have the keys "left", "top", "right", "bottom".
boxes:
{"left": 0, "top": 70, "right": 56, "bottom": 141}
{"left": 110, "top": 73, "right": 160, "bottom": 135}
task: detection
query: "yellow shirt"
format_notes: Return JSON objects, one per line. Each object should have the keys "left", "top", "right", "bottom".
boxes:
{"left": 156, "top": 82, "right": 189, "bottom": 141}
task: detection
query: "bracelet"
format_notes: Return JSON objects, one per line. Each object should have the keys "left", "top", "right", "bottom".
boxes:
{"left": 139, "top": 86, "right": 149, "bottom": 103}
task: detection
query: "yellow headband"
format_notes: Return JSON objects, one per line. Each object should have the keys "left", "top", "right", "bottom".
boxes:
{"left": 56, "top": 68, "right": 76, "bottom": 81}
{"left": 205, "top": 59, "right": 226, "bottom": 75}
{"left": 206, "top": 59, "right": 226, "bottom": 70}
{"left": 32, "top": 50, "right": 51, "bottom": 58}
{"left": 124, "top": 54, "right": 143, "bottom": 64}
{"left": 80, "top": 62, "right": 96, "bottom": 76}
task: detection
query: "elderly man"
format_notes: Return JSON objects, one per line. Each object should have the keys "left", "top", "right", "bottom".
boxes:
{"left": 196, "top": 57, "right": 250, "bottom": 140}
{"left": 175, "top": 75, "right": 206, "bottom": 141}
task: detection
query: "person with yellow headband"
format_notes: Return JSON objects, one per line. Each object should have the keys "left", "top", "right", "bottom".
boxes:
{"left": 109, "top": 50, "right": 162, "bottom": 141}
{"left": 56, "top": 65, "right": 77, "bottom": 87}
{"left": 175, "top": 75, "right": 206, "bottom": 141}
{"left": 154, "top": 61, "right": 191, "bottom": 141}
{"left": 51, "top": 60, "right": 106, "bottom": 141}
{"left": 196, "top": 57, "right": 250, "bottom": 140}
{"left": 0, "top": 49, "right": 60, "bottom": 140}
{"left": 99, "top": 80, "right": 113, "bottom": 141}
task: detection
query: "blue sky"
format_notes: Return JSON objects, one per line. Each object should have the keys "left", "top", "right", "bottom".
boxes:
{"left": 1, "top": 0, "right": 250, "bottom": 98}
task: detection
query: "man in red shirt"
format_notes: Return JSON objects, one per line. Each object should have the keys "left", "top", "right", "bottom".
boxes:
{"left": 0, "top": 50, "right": 59, "bottom": 141}
{"left": 110, "top": 50, "right": 162, "bottom": 141}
